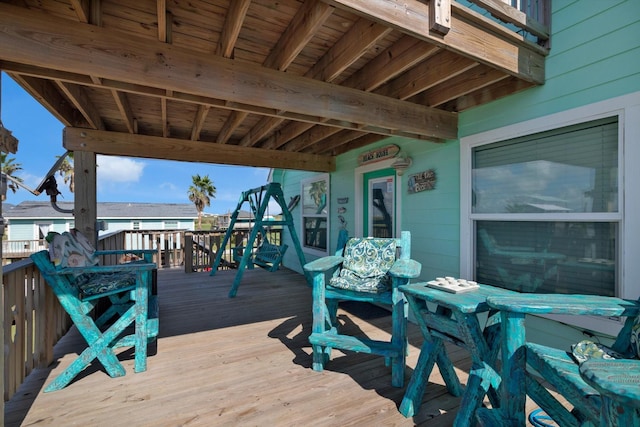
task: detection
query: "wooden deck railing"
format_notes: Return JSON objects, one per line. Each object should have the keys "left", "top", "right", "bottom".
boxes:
{"left": 185, "top": 228, "right": 284, "bottom": 273}
{"left": 2, "top": 258, "right": 71, "bottom": 401}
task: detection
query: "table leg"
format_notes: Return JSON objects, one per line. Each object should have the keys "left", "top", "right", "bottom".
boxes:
{"left": 399, "top": 337, "right": 462, "bottom": 417}
{"left": 134, "top": 269, "right": 149, "bottom": 373}
{"left": 499, "top": 311, "right": 527, "bottom": 426}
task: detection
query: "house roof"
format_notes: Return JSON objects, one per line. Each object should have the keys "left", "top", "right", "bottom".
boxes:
{"left": 3, "top": 201, "right": 197, "bottom": 219}
{"left": 0, "top": 1, "right": 548, "bottom": 172}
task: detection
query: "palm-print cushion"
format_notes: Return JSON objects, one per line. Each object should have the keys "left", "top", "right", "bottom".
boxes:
{"left": 329, "top": 237, "right": 396, "bottom": 293}
{"left": 47, "top": 230, "right": 98, "bottom": 269}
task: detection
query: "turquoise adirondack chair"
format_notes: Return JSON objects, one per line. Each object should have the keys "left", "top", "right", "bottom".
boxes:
{"left": 31, "top": 230, "right": 159, "bottom": 391}
{"left": 303, "top": 231, "right": 421, "bottom": 387}
{"left": 480, "top": 294, "right": 640, "bottom": 426}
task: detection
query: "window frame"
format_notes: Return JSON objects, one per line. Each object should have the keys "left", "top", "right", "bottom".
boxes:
{"left": 460, "top": 93, "right": 640, "bottom": 335}
{"left": 300, "top": 174, "right": 330, "bottom": 256}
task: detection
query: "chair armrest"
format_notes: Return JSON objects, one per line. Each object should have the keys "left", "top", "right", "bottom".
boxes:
{"left": 304, "top": 256, "right": 344, "bottom": 273}
{"left": 52, "top": 262, "right": 157, "bottom": 276}
{"left": 486, "top": 294, "right": 640, "bottom": 317}
{"left": 389, "top": 259, "right": 421, "bottom": 279}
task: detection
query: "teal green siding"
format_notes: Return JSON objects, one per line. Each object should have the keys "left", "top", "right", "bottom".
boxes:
{"left": 460, "top": 0, "right": 640, "bottom": 136}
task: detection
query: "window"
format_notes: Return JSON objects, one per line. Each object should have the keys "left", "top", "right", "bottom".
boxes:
{"left": 301, "top": 174, "right": 329, "bottom": 255}
{"left": 470, "top": 117, "right": 619, "bottom": 295}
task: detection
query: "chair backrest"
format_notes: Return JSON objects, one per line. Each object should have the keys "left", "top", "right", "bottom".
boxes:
{"left": 335, "top": 231, "right": 411, "bottom": 259}
{"left": 328, "top": 231, "right": 411, "bottom": 294}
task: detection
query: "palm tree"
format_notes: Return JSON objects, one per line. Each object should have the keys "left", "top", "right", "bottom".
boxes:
{"left": 188, "top": 174, "right": 216, "bottom": 230}
{"left": 57, "top": 152, "right": 74, "bottom": 193}
{"left": 1, "top": 153, "right": 23, "bottom": 199}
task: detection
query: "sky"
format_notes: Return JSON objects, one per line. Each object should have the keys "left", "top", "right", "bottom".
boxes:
{"left": 0, "top": 72, "right": 272, "bottom": 214}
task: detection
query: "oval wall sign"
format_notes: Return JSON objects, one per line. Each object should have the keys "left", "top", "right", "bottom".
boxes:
{"left": 358, "top": 144, "right": 400, "bottom": 166}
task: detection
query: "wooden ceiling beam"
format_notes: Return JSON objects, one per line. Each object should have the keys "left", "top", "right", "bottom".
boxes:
{"left": 410, "top": 65, "right": 509, "bottom": 108}
{"left": 63, "top": 128, "right": 335, "bottom": 172}
{"left": 214, "top": 0, "right": 252, "bottom": 144}
{"left": 236, "top": 0, "right": 334, "bottom": 147}
{"left": 375, "top": 50, "right": 478, "bottom": 100}
{"left": 268, "top": 36, "right": 439, "bottom": 151}
{"left": 55, "top": 80, "right": 105, "bottom": 130}
{"left": 70, "top": 0, "right": 90, "bottom": 23}
{"left": 190, "top": 105, "right": 210, "bottom": 141}
{"left": 306, "top": 18, "right": 391, "bottom": 82}
{"left": 443, "top": 76, "right": 535, "bottom": 112}
{"left": 217, "top": 0, "right": 251, "bottom": 58}
{"left": 156, "top": 0, "right": 167, "bottom": 42}
{"left": 252, "top": 15, "right": 393, "bottom": 149}
{"left": 4, "top": 60, "right": 435, "bottom": 139}
{"left": 323, "top": 0, "right": 545, "bottom": 84}
{"left": 6, "top": 73, "right": 78, "bottom": 127}
{"left": 344, "top": 36, "right": 440, "bottom": 92}
{"left": 112, "top": 89, "right": 136, "bottom": 133}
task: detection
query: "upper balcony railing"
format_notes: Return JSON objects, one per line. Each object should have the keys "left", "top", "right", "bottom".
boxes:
{"left": 460, "top": 0, "right": 551, "bottom": 47}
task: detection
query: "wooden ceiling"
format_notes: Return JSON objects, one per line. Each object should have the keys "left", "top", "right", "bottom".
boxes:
{"left": 0, "top": 0, "right": 548, "bottom": 172}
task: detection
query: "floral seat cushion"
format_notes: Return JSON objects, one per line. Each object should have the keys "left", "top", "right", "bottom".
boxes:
{"left": 329, "top": 237, "right": 396, "bottom": 293}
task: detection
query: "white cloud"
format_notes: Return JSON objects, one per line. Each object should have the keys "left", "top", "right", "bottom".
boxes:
{"left": 97, "top": 156, "right": 145, "bottom": 183}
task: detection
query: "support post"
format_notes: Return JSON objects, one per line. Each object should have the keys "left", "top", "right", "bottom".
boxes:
{"left": 74, "top": 151, "right": 97, "bottom": 246}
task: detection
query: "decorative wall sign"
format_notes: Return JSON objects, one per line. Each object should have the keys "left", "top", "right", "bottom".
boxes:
{"left": 358, "top": 144, "right": 400, "bottom": 166}
{"left": 408, "top": 169, "right": 437, "bottom": 193}
{"left": 337, "top": 207, "right": 346, "bottom": 214}
{"left": 337, "top": 197, "right": 349, "bottom": 204}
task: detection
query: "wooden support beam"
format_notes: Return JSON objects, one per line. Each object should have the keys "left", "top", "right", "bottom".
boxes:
{"left": 157, "top": 0, "right": 167, "bottom": 42}
{"left": 55, "top": 81, "right": 105, "bottom": 130}
{"left": 217, "top": 0, "right": 251, "bottom": 58}
{"left": 111, "top": 89, "right": 136, "bottom": 133}
{"left": 63, "top": 128, "right": 335, "bottom": 172}
{"left": 7, "top": 73, "right": 77, "bottom": 126}
{"left": 190, "top": 105, "right": 210, "bottom": 141}
{"left": 233, "top": 0, "right": 334, "bottom": 147}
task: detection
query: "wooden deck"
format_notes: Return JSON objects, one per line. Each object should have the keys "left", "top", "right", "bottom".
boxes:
{"left": 6, "top": 267, "right": 547, "bottom": 426}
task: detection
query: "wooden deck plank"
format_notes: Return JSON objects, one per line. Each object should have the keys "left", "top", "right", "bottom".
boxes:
{"left": 6, "top": 267, "right": 549, "bottom": 426}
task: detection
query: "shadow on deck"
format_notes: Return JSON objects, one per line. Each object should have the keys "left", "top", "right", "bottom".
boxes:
{"left": 5, "top": 267, "right": 542, "bottom": 426}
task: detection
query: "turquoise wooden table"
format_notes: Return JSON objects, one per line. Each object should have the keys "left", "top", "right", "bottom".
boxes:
{"left": 398, "top": 281, "right": 515, "bottom": 426}
{"left": 579, "top": 359, "right": 640, "bottom": 426}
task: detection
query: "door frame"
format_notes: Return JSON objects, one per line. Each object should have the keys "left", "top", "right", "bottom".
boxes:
{"left": 354, "top": 158, "right": 402, "bottom": 237}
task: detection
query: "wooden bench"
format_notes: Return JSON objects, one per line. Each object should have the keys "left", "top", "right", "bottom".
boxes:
{"left": 252, "top": 242, "right": 288, "bottom": 272}
{"left": 232, "top": 241, "right": 288, "bottom": 272}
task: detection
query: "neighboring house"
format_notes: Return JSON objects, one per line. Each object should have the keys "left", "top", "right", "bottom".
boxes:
{"left": 274, "top": 1, "right": 640, "bottom": 346}
{"left": 3, "top": 201, "right": 197, "bottom": 241}
{"left": 213, "top": 210, "right": 280, "bottom": 231}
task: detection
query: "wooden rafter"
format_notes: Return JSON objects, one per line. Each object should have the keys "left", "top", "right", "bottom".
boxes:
{"left": 55, "top": 81, "right": 104, "bottom": 130}
{"left": 233, "top": 0, "right": 334, "bottom": 147}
